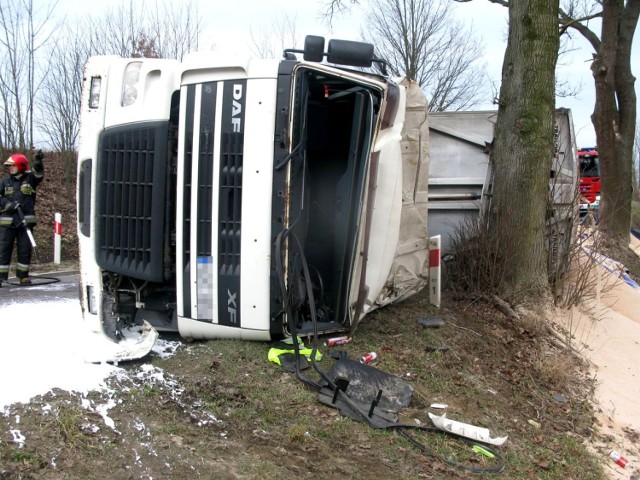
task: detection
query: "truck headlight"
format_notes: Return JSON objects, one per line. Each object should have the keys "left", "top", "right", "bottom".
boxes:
{"left": 89, "top": 76, "right": 102, "bottom": 108}
{"left": 122, "top": 62, "right": 142, "bottom": 107}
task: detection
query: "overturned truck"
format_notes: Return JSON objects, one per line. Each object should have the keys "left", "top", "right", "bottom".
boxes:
{"left": 76, "top": 36, "right": 430, "bottom": 356}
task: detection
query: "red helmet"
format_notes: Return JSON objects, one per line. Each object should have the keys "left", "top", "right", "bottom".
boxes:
{"left": 4, "top": 153, "right": 29, "bottom": 173}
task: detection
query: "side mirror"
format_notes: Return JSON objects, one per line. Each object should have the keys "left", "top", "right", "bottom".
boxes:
{"left": 327, "top": 39, "right": 374, "bottom": 68}
{"left": 303, "top": 35, "right": 325, "bottom": 62}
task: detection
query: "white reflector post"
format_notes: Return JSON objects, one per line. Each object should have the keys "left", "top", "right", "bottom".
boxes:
{"left": 429, "top": 235, "right": 441, "bottom": 308}
{"left": 54, "top": 213, "right": 62, "bottom": 264}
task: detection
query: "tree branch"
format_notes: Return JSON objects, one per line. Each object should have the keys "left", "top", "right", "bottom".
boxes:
{"left": 558, "top": 8, "right": 602, "bottom": 51}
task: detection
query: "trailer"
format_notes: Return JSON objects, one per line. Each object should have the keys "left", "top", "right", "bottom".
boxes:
{"left": 427, "top": 109, "right": 579, "bottom": 257}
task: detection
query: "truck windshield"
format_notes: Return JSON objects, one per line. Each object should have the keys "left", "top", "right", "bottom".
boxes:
{"left": 579, "top": 156, "right": 600, "bottom": 178}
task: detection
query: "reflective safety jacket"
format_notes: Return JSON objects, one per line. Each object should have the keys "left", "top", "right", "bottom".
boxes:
{"left": 267, "top": 336, "right": 323, "bottom": 366}
{"left": 0, "top": 162, "right": 45, "bottom": 228}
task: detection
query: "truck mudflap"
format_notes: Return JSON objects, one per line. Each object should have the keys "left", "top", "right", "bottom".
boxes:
{"left": 82, "top": 320, "right": 159, "bottom": 364}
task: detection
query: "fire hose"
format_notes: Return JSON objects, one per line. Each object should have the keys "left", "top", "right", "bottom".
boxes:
{"left": 0, "top": 205, "right": 59, "bottom": 287}
{"left": 16, "top": 204, "right": 37, "bottom": 248}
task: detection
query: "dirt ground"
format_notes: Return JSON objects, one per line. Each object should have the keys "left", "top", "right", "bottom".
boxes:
{"left": 553, "top": 235, "right": 640, "bottom": 480}
{"left": 0, "top": 280, "right": 612, "bottom": 479}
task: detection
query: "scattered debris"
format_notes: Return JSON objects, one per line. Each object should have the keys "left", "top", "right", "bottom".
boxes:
{"left": 317, "top": 357, "right": 414, "bottom": 426}
{"left": 417, "top": 316, "right": 445, "bottom": 328}
{"left": 430, "top": 403, "right": 448, "bottom": 410}
{"left": 609, "top": 450, "right": 629, "bottom": 468}
{"left": 359, "top": 352, "right": 377, "bottom": 364}
{"left": 528, "top": 419, "right": 541, "bottom": 429}
{"left": 428, "top": 412, "right": 508, "bottom": 446}
{"left": 552, "top": 392, "right": 566, "bottom": 404}
{"left": 83, "top": 321, "right": 159, "bottom": 364}
{"left": 425, "top": 346, "right": 450, "bottom": 353}
{"left": 267, "top": 337, "right": 323, "bottom": 372}
{"left": 472, "top": 445, "right": 495, "bottom": 458}
{"left": 324, "top": 336, "right": 351, "bottom": 347}
{"left": 327, "top": 349, "right": 349, "bottom": 360}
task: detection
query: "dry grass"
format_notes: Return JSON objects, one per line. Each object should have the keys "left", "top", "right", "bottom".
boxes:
{"left": 534, "top": 351, "right": 574, "bottom": 389}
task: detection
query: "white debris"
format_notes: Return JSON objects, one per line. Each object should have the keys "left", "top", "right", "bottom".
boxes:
{"left": 10, "top": 429, "right": 25, "bottom": 448}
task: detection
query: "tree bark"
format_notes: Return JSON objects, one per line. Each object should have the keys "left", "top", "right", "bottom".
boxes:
{"left": 489, "top": 0, "right": 560, "bottom": 300}
{"left": 592, "top": 0, "right": 639, "bottom": 247}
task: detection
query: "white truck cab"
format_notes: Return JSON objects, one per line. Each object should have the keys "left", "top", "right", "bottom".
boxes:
{"left": 77, "top": 36, "right": 429, "bottom": 354}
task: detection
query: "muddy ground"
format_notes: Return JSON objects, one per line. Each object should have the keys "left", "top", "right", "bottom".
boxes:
{"left": 0, "top": 288, "right": 612, "bottom": 480}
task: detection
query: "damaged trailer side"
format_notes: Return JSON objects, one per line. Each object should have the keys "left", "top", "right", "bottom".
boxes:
{"left": 427, "top": 108, "right": 579, "bottom": 263}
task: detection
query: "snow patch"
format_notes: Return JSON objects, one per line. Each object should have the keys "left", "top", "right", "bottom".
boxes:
{"left": 0, "top": 298, "right": 181, "bottom": 409}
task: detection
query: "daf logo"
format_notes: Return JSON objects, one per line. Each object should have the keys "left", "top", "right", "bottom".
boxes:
{"left": 232, "top": 84, "right": 243, "bottom": 133}
{"left": 227, "top": 289, "right": 237, "bottom": 324}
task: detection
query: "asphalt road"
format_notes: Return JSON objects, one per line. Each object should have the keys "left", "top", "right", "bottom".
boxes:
{"left": 0, "top": 271, "right": 80, "bottom": 304}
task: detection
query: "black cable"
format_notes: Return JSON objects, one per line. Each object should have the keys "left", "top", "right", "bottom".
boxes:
{"left": 391, "top": 425, "right": 505, "bottom": 474}
{"left": 274, "top": 142, "right": 303, "bottom": 171}
{"left": 274, "top": 227, "right": 322, "bottom": 390}
{"left": 273, "top": 225, "right": 506, "bottom": 474}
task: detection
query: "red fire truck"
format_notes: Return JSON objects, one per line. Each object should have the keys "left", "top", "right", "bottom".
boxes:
{"left": 578, "top": 147, "right": 601, "bottom": 214}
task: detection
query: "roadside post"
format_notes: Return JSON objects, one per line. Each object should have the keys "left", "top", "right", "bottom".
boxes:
{"left": 54, "top": 213, "right": 62, "bottom": 264}
{"left": 429, "top": 235, "right": 441, "bottom": 308}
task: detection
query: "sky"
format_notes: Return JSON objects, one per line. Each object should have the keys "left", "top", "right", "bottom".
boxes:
{"left": 49, "top": 0, "right": 639, "bottom": 148}
{"left": 0, "top": 298, "right": 180, "bottom": 411}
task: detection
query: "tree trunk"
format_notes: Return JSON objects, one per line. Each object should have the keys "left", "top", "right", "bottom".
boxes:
{"left": 592, "top": 0, "right": 639, "bottom": 247}
{"left": 489, "top": 0, "right": 559, "bottom": 301}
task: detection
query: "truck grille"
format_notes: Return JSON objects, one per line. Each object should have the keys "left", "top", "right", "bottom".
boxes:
{"left": 218, "top": 131, "right": 243, "bottom": 274}
{"left": 96, "top": 123, "right": 168, "bottom": 282}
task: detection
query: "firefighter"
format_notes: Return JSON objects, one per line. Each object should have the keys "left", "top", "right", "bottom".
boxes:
{"left": 0, "top": 151, "right": 45, "bottom": 286}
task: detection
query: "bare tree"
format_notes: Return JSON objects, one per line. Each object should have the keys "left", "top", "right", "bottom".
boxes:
{"left": 323, "top": 0, "right": 360, "bottom": 23}
{"left": 363, "top": 0, "right": 488, "bottom": 111}
{"left": 37, "top": 27, "right": 84, "bottom": 158}
{"left": 83, "top": 0, "right": 202, "bottom": 59}
{"left": 560, "top": 0, "right": 640, "bottom": 247}
{"left": 36, "top": 17, "right": 93, "bottom": 188}
{"left": 0, "top": 1, "right": 26, "bottom": 150}
{"left": 250, "top": 14, "right": 300, "bottom": 59}
{"left": 84, "top": 0, "right": 147, "bottom": 57}
{"left": 0, "top": 0, "right": 56, "bottom": 151}
{"left": 147, "top": 0, "right": 202, "bottom": 61}
{"left": 36, "top": 0, "right": 205, "bottom": 158}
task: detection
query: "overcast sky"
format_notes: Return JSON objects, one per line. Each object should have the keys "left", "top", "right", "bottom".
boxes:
{"left": 51, "top": 0, "right": 640, "bottom": 147}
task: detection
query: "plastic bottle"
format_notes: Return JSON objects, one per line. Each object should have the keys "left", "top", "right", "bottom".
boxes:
{"left": 359, "top": 352, "right": 377, "bottom": 364}
{"left": 609, "top": 451, "right": 629, "bottom": 468}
